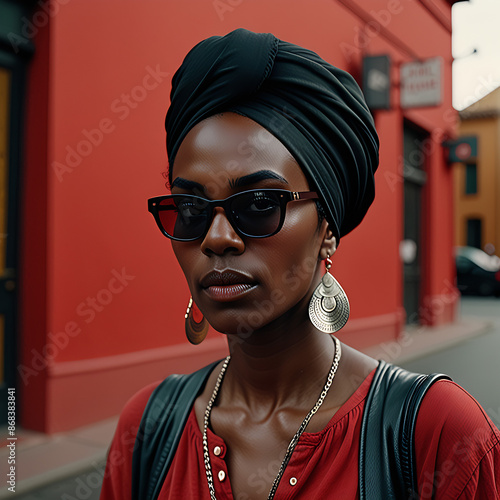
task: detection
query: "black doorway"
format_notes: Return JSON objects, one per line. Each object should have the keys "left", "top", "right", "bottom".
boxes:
{"left": 0, "top": 2, "right": 32, "bottom": 424}
{"left": 402, "top": 122, "right": 428, "bottom": 325}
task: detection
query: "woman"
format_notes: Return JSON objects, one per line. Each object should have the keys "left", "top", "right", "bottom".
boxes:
{"left": 100, "top": 29, "right": 499, "bottom": 499}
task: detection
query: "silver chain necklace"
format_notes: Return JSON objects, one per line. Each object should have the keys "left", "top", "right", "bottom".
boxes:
{"left": 202, "top": 336, "right": 342, "bottom": 500}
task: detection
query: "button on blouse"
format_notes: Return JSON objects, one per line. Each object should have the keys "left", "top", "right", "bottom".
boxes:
{"left": 158, "top": 370, "right": 377, "bottom": 499}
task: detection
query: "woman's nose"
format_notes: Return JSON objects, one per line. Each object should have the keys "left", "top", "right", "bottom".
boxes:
{"left": 200, "top": 207, "right": 245, "bottom": 255}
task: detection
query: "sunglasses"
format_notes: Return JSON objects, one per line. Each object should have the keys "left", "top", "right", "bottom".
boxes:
{"left": 148, "top": 189, "right": 319, "bottom": 241}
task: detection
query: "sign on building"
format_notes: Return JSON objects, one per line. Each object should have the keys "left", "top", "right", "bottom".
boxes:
{"left": 362, "top": 55, "right": 391, "bottom": 110}
{"left": 400, "top": 57, "right": 442, "bottom": 108}
{"left": 443, "top": 136, "right": 478, "bottom": 163}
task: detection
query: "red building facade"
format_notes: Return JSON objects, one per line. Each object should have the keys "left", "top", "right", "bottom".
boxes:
{"left": 2, "top": 0, "right": 461, "bottom": 432}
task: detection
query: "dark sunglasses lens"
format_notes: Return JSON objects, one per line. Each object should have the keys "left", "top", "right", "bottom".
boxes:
{"left": 157, "top": 196, "right": 209, "bottom": 240}
{"left": 232, "top": 191, "right": 282, "bottom": 236}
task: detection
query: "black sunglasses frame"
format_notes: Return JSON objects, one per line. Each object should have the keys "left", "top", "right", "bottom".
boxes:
{"left": 148, "top": 189, "right": 319, "bottom": 242}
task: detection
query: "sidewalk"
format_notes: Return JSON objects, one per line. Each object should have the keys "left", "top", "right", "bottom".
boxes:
{"left": 0, "top": 418, "right": 116, "bottom": 499}
{"left": 1, "top": 316, "right": 494, "bottom": 499}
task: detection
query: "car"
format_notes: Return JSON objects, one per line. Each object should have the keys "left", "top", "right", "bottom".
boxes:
{"left": 455, "top": 246, "right": 500, "bottom": 297}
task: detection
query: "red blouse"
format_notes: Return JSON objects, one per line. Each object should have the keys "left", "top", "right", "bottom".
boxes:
{"left": 100, "top": 368, "right": 500, "bottom": 499}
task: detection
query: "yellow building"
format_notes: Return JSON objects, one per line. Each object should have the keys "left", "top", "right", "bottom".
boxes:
{"left": 454, "top": 87, "right": 500, "bottom": 254}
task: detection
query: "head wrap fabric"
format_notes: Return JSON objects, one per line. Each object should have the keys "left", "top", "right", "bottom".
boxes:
{"left": 165, "top": 28, "right": 379, "bottom": 242}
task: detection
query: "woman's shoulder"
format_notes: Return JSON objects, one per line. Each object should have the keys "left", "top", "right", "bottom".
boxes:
{"left": 415, "top": 379, "right": 500, "bottom": 498}
{"left": 100, "top": 381, "right": 162, "bottom": 499}
{"left": 122, "top": 380, "right": 162, "bottom": 418}
{"left": 115, "top": 360, "right": 222, "bottom": 431}
{"left": 117, "top": 381, "right": 162, "bottom": 427}
{"left": 417, "top": 379, "right": 499, "bottom": 442}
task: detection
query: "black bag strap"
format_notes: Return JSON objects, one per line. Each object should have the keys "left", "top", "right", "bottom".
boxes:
{"left": 133, "top": 358, "right": 451, "bottom": 500}
{"left": 359, "top": 360, "right": 451, "bottom": 500}
{"left": 132, "top": 360, "right": 221, "bottom": 500}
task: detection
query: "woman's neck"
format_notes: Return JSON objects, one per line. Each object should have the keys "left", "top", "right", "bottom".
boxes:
{"left": 221, "top": 301, "right": 338, "bottom": 412}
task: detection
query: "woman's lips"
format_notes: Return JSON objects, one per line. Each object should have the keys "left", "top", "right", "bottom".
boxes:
{"left": 203, "top": 283, "right": 256, "bottom": 301}
{"left": 200, "top": 270, "right": 257, "bottom": 302}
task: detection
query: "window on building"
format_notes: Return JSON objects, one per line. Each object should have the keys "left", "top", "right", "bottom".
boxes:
{"left": 466, "top": 218, "right": 482, "bottom": 249}
{"left": 464, "top": 163, "right": 477, "bottom": 195}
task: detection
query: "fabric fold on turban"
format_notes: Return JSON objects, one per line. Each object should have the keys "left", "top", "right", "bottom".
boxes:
{"left": 165, "top": 28, "right": 379, "bottom": 242}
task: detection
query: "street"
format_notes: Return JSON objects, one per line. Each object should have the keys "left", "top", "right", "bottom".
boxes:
{"left": 12, "top": 296, "right": 500, "bottom": 500}
{"left": 401, "top": 296, "right": 500, "bottom": 429}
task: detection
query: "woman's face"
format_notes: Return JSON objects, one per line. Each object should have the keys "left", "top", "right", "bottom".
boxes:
{"left": 171, "top": 112, "right": 333, "bottom": 337}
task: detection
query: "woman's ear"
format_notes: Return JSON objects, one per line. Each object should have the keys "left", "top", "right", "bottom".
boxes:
{"left": 318, "top": 221, "right": 337, "bottom": 260}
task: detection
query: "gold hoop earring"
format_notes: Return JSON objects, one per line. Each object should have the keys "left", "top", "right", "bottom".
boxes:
{"left": 185, "top": 297, "right": 209, "bottom": 345}
{"left": 308, "top": 253, "right": 350, "bottom": 333}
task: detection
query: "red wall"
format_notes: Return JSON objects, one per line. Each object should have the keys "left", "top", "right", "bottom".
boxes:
{"left": 20, "top": 5, "right": 51, "bottom": 431}
{"left": 20, "top": 0, "right": 458, "bottom": 432}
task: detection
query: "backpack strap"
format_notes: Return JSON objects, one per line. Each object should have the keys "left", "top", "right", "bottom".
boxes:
{"left": 132, "top": 360, "right": 221, "bottom": 500}
{"left": 359, "top": 360, "right": 451, "bottom": 500}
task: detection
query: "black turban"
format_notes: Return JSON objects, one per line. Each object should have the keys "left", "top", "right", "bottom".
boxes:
{"left": 165, "top": 28, "right": 379, "bottom": 242}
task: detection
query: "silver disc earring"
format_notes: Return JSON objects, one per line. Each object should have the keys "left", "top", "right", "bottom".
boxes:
{"left": 308, "top": 253, "right": 350, "bottom": 333}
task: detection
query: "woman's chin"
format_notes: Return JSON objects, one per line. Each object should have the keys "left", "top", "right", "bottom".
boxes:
{"left": 207, "top": 319, "right": 265, "bottom": 339}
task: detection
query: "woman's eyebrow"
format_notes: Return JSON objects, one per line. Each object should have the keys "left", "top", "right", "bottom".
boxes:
{"left": 171, "top": 177, "right": 204, "bottom": 191}
{"left": 171, "top": 170, "right": 289, "bottom": 192}
{"left": 229, "top": 170, "right": 288, "bottom": 188}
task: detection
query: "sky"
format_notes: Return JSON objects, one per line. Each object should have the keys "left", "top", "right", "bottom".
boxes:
{"left": 452, "top": 0, "right": 500, "bottom": 110}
